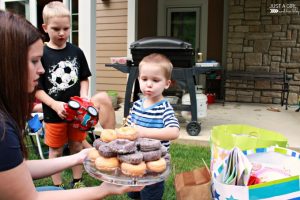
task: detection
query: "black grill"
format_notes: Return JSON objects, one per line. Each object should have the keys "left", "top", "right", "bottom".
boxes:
{"left": 130, "top": 37, "right": 195, "bottom": 68}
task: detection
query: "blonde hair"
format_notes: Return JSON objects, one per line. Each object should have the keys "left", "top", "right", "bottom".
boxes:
{"left": 139, "top": 53, "right": 173, "bottom": 80}
{"left": 42, "top": 1, "right": 70, "bottom": 24}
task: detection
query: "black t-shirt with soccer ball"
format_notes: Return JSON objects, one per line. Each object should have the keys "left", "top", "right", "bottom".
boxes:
{"left": 38, "top": 42, "right": 92, "bottom": 123}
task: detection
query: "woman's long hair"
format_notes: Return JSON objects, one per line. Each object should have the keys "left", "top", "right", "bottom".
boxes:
{"left": 0, "top": 10, "right": 43, "bottom": 158}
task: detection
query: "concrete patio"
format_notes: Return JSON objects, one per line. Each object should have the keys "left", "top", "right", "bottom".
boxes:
{"left": 113, "top": 102, "right": 300, "bottom": 151}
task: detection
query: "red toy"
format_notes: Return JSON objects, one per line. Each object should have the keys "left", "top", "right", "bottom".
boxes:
{"left": 64, "top": 96, "right": 99, "bottom": 131}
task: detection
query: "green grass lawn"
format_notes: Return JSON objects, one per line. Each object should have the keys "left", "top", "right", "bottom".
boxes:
{"left": 28, "top": 140, "right": 211, "bottom": 200}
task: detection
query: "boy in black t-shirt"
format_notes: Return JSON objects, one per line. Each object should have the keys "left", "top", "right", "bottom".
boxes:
{"left": 36, "top": 1, "right": 115, "bottom": 189}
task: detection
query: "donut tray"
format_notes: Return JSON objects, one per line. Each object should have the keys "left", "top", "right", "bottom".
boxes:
{"left": 83, "top": 158, "right": 171, "bottom": 186}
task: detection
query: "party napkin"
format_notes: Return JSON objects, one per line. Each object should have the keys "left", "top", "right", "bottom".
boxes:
{"left": 222, "top": 147, "right": 252, "bottom": 186}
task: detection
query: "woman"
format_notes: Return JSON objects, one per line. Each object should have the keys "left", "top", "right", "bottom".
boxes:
{"left": 0, "top": 10, "right": 142, "bottom": 200}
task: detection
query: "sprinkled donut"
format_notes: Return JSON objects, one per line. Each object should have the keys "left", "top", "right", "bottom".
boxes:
{"left": 138, "top": 138, "right": 161, "bottom": 152}
{"left": 118, "top": 151, "right": 143, "bottom": 165}
{"left": 93, "top": 139, "right": 105, "bottom": 149}
{"left": 98, "top": 142, "right": 117, "bottom": 158}
{"left": 160, "top": 145, "right": 168, "bottom": 157}
{"left": 108, "top": 139, "right": 137, "bottom": 154}
{"left": 142, "top": 149, "right": 162, "bottom": 162}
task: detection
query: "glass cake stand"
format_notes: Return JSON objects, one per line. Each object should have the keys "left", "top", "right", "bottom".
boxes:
{"left": 83, "top": 158, "right": 171, "bottom": 186}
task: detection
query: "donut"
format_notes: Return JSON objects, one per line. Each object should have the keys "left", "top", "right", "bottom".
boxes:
{"left": 160, "top": 145, "right": 168, "bottom": 157}
{"left": 118, "top": 151, "right": 143, "bottom": 165}
{"left": 142, "top": 149, "right": 162, "bottom": 162}
{"left": 108, "top": 139, "right": 137, "bottom": 154}
{"left": 87, "top": 148, "right": 100, "bottom": 162}
{"left": 98, "top": 142, "right": 117, "bottom": 158}
{"left": 100, "top": 129, "right": 117, "bottom": 143}
{"left": 121, "top": 161, "right": 147, "bottom": 177}
{"left": 95, "top": 155, "right": 119, "bottom": 172}
{"left": 146, "top": 157, "right": 167, "bottom": 173}
{"left": 116, "top": 127, "right": 138, "bottom": 141}
{"left": 93, "top": 139, "right": 105, "bottom": 149}
{"left": 139, "top": 138, "right": 161, "bottom": 152}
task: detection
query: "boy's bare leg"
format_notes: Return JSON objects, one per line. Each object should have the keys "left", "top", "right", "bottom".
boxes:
{"left": 49, "top": 146, "right": 64, "bottom": 185}
{"left": 91, "top": 92, "right": 116, "bottom": 129}
{"left": 69, "top": 141, "right": 84, "bottom": 180}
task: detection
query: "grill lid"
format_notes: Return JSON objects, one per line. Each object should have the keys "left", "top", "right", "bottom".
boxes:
{"left": 130, "top": 37, "right": 192, "bottom": 50}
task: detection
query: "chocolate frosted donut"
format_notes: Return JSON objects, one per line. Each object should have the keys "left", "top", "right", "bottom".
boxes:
{"left": 118, "top": 151, "right": 143, "bottom": 165}
{"left": 108, "top": 139, "right": 137, "bottom": 154}
{"left": 139, "top": 138, "right": 161, "bottom": 152}
{"left": 142, "top": 149, "right": 162, "bottom": 161}
{"left": 98, "top": 142, "right": 117, "bottom": 158}
{"left": 160, "top": 145, "right": 168, "bottom": 157}
{"left": 93, "top": 139, "right": 105, "bottom": 149}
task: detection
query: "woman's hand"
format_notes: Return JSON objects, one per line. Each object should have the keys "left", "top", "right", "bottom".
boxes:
{"left": 99, "top": 182, "right": 144, "bottom": 196}
{"left": 74, "top": 148, "right": 91, "bottom": 164}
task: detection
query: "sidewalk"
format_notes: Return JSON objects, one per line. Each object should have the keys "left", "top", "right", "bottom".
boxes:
{"left": 113, "top": 102, "right": 300, "bottom": 151}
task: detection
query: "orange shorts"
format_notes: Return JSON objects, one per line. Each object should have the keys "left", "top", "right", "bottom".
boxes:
{"left": 44, "top": 122, "right": 87, "bottom": 148}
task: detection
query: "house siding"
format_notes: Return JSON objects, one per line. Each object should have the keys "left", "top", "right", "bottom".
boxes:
{"left": 95, "top": 0, "right": 128, "bottom": 101}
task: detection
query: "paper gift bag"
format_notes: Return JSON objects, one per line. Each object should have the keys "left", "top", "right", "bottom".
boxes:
{"left": 175, "top": 167, "right": 212, "bottom": 200}
{"left": 210, "top": 124, "right": 288, "bottom": 172}
{"left": 212, "top": 146, "right": 300, "bottom": 200}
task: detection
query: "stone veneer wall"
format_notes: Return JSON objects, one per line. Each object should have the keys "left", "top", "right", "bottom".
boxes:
{"left": 226, "top": 0, "right": 300, "bottom": 105}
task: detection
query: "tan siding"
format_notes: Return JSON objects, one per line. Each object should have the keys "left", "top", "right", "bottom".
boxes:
{"left": 96, "top": 77, "right": 127, "bottom": 84}
{"left": 96, "top": 70, "right": 127, "bottom": 78}
{"left": 96, "top": 23, "right": 127, "bottom": 30}
{"left": 96, "top": 9, "right": 127, "bottom": 17}
{"left": 96, "top": 2, "right": 127, "bottom": 10}
{"left": 96, "top": 43, "right": 127, "bottom": 51}
{"left": 95, "top": 0, "right": 128, "bottom": 101}
{"left": 96, "top": 36, "right": 127, "bottom": 44}
{"left": 97, "top": 30, "right": 127, "bottom": 37}
{"left": 96, "top": 84, "right": 127, "bottom": 95}
{"left": 96, "top": 50, "right": 127, "bottom": 57}
{"left": 97, "top": 16, "right": 127, "bottom": 24}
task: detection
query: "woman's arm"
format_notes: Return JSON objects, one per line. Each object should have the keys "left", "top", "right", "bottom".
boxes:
{"left": 26, "top": 148, "right": 89, "bottom": 179}
{"left": 136, "top": 126, "right": 180, "bottom": 140}
{"left": 0, "top": 161, "right": 143, "bottom": 200}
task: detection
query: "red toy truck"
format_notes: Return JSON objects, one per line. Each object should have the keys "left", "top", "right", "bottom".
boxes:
{"left": 64, "top": 96, "right": 99, "bottom": 131}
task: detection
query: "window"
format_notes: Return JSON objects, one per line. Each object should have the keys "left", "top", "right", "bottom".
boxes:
{"left": 4, "top": 0, "right": 29, "bottom": 19}
{"left": 167, "top": 8, "right": 199, "bottom": 50}
{"left": 69, "top": 0, "right": 78, "bottom": 45}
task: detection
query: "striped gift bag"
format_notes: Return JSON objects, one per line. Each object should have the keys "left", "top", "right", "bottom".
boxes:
{"left": 210, "top": 124, "right": 288, "bottom": 174}
{"left": 212, "top": 146, "right": 300, "bottom": 200}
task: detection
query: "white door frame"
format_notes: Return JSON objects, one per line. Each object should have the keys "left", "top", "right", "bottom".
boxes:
{"left": 157, "top": 0, "right": 208, "bottom": 60}
{"left": 78, "top": 0, "right": 96, "bottom": 96}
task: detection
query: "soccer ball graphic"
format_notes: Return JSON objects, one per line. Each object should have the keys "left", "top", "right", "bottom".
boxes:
{"left": 48, "top": 59, "right": 78, "bottom": 94}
